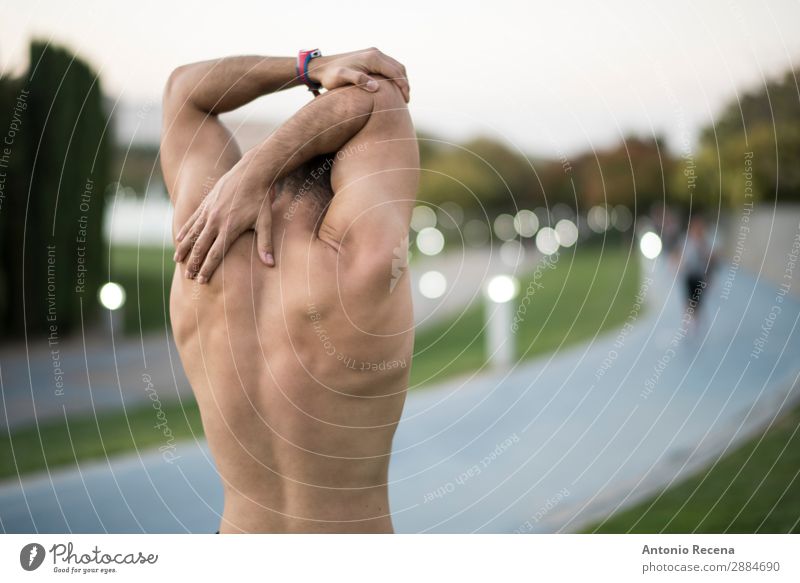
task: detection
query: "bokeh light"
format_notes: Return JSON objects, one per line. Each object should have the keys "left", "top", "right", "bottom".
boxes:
{"left": 513, "top": 209, "right": 539, "bottom": 238}
{"left": 416, "top": 227, "right": 445, "bottom": 256}
{"left": 493, "top": 214, "right": 517, "bottom": 241}
{"left": 411, "top": 205, "right": 437, "bottom": 231}
{"left": 98, "top": 282, "right": 126, "bottom": 311}
{"left": 535, "top": 227, "right": 560, "bottom": 255}
{"left": 418, "top": 270, "right": 447, "bottom": 299}
{"left": 486, "top": 274, "right": 519, "bottom": 304}
{"left": 555, "top": 219, "right": 578, "bottom": 247}
{"left": 639, "top": 231, "right": 663, "bottom": 259}
{"left": 613, "top": 205, "right": 633, "bottom": 231}
{"left": 587, "top": 206, "right": 611, "bottom": 233}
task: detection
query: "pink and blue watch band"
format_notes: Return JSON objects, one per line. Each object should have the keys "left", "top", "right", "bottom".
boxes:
{"left": 297, "top": 49, "right": 322, "bottom": 96}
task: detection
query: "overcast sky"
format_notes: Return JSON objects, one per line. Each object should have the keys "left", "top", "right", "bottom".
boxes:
{"left": 1, "top": 0, "right": 798, "bottom": 158}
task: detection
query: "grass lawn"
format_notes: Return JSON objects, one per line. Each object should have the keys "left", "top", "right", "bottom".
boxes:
{"left": 583, "top": 397, "right": 800, "bottom": 533}
{"left": 2, "top": 242, "right": 640, "bottom": 479}
{"left": 1, "top": 401, "right": 204, "bottom": 478}
{"left": 410, "top": 243, "right": 640, "bottom": 385}
{"left": 109, "top": 244, "right": 174, "bottom": 335}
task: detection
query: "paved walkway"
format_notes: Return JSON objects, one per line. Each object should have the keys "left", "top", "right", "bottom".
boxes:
{"left": 2, "top": 250, "right": 798, "bottom": 532}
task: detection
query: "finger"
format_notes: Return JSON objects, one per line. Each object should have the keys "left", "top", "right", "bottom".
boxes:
{"left": 174, "top": 212, "right": 207, "bottom": 263}
{"left": 365, "top": 53, "right": 409, "bottom": 101}
{"left": 255, "top": 205, "right": 275, "bottom": 267}
{"left": 380, "top": 55, "right": 410, "bottom": 102}
{"left": 196, "top": 236, "right": 227, "bottom": 284}
{"left": 393, "top": 74, "right": 410, "bottom": 103}
{"left": 175, "top": 205, "right": 202, "bottom": 243}
{"left": 338, "top": 67, "right": 379, "bottom": 92}
{"left": 185, "top": 224, "right": 218, "bottom": 279}
{"left": 383, "top": 54, "right": 407, "bottom": 78}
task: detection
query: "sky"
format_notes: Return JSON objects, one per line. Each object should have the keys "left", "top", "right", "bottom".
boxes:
{"left": 1, "top": 0, "right": 798, "bottom": 159}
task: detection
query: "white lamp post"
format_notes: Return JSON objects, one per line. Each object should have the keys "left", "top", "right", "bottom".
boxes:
{"left": 639, "top": 231, "right": 663, "bottom": 259}
{"left": 98, "top": 281, "right": 126, "bottom": 336}
{"left": 485, "top": 274, "right": 519, "bottom": 368}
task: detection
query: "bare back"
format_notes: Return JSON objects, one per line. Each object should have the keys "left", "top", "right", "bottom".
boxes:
{"left": 163, "top": 80, "right": 418, "bottom": 532}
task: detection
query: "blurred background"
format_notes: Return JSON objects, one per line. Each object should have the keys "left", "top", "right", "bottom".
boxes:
{"left": 1, "top": 0, "right": 799, "bottom": 533}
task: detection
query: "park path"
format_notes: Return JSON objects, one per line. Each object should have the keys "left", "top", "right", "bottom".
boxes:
{"left": 1, "top": 246, "right": 798, "bottom": 532}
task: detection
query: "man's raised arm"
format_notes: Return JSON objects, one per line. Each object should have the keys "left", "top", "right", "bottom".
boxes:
{"left": 174, "top": 65, "right": 416, "bottom": 283}
{"left": 162, "top": 49, "right": 408, "bottom": 206}
{"left": 164, "top": 49, "right": 408, "bottom": 117}
{"left": 161, "top": 55, "right": 315, "bottom": 225}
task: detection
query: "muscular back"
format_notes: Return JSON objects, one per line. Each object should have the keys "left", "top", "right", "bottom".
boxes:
{"left": 164, "top": 78, "right": 418, "bottom": 532}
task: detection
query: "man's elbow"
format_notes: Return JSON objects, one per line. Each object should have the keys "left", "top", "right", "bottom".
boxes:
{"left": 162, "top": 65, "right": 194, "bottom": 111}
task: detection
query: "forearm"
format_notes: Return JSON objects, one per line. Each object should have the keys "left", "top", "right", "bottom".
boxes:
{"left": 244, "top": 85, "right": 376, "bottom": 184}
{"left": 166, "top": 56, "right": 300, "bottom": 115}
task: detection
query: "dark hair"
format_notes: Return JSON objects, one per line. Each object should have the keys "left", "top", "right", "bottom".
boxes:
{"left": 276, "top": 153, "right": 335, "bottom": 209}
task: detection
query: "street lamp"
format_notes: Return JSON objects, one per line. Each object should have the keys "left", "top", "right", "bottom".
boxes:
{"left": 98, "top": 282, "right": 126, "bottom": 335}
{"left": 485, "top": 274, "right": 519, "bottom": 368}
{"left": 639, "top": 231, "right": 663, "bottom": 259}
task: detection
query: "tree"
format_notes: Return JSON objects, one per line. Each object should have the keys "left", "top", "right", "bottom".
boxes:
{"left": 0, "top": 41, "right": 110, "bottom": 338}
{"left": 417, "top": 134, "right": 538, "bottom": 214}
{"left": 685, "top": 68, "right": 800, "bottom": 208}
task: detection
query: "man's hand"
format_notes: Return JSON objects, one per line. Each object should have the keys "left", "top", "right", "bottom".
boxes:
{"left": 308, "top": 48, "right": 410, "bottom": 102}
{"left": 172, "top": 48, "right": 409, "bottom": 284}
{"left": 174, "top": 152, "right": 275, "bottom": 283}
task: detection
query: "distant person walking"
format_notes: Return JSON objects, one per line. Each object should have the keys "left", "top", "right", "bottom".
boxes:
{"left": 677, "top": 217, "right": 714, "bottom": 324}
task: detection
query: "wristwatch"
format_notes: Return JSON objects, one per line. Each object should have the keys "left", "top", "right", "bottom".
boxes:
{"left": 297, "top": 49, "right": 323, "bottom": 96}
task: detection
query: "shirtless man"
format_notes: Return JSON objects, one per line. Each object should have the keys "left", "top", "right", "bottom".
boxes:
{"left": 160, "top": 48, "right": 418, "bottom": 533}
